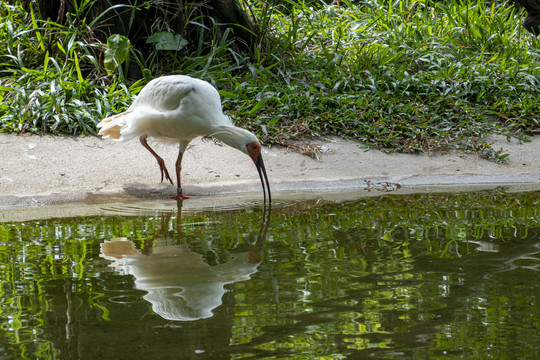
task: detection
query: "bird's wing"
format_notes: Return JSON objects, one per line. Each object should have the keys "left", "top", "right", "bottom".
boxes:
{"left": 130, "top": 76, "right": 195, "bottom": 112}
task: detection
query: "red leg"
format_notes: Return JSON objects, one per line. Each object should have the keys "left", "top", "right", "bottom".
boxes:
{"left": 170, "top": 150, "right": 189, "bottom": 201}
{"left": 139, "top": 135, "right": 173, "bottom": 185}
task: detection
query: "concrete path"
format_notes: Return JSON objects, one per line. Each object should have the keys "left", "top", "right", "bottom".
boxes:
{"left": 1, "top": 133, "right": 539, "bottom": 212}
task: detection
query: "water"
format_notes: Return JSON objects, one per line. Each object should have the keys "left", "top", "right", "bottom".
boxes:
{"left": 0, "top": 189, "right": 539, "bottom": 359}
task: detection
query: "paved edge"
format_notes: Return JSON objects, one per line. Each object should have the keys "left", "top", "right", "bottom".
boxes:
{"left": 1, "top": 133, "right": 539, "bottom": 221}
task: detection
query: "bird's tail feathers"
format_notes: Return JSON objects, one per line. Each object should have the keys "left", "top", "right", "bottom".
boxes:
{"left": 97, "top": 111, "right": 131, "bottom": 140}
{"left": 97, "top": 110, "right": 154, "bottom": 142}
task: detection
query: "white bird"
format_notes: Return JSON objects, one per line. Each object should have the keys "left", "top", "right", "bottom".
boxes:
{"left": 97, "top": 75, "right": 271, "bottom": 203}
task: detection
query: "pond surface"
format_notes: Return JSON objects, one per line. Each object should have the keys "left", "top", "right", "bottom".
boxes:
{"left": 0, "top": 189, "right": 539, "bottom": 359}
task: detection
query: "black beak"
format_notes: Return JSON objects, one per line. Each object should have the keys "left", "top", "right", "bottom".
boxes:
{"left": 255, "top": 154, "right": 271, "bottom": 205}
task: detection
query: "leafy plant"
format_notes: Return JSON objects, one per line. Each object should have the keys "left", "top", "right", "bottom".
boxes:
{"left": 104, "top": 34, "right": 131, "bottom": 78}
{"left": 1, "top": 0, "right": 539, "bottom": 160}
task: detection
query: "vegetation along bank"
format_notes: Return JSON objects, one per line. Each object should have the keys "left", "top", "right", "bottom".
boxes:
{"left": 1, "top": 0, "right": 539, "bottom": 162}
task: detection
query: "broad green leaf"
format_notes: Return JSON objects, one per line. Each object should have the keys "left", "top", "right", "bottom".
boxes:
{"left": 105, "top": 34, "right": 131, "bottom": 74}
{"left": 146, "top": 32, "right": 188, "bottom": 51}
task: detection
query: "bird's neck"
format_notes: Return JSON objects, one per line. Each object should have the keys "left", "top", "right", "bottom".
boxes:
{"left": 210, "top": 125, "right": 251, "bottom": 154}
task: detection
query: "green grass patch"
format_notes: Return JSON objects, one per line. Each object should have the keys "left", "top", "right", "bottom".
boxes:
{"left": 1, "top": 0, "right": 539, "bottom": 161}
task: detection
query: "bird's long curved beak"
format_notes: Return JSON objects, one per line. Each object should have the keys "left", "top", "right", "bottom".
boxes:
{"left": 255, "top": 154, "right": 271, "bottom": 205}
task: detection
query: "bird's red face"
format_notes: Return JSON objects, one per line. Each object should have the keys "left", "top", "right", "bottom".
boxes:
{"left": 246, "top": 141, "right": 262, "bottom": 164}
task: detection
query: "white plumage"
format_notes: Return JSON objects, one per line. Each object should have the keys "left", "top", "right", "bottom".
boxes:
{"left": 97, "top": 75, "right": 271, "bottom": 203}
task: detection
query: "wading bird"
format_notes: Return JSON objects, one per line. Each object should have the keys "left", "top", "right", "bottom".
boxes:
{"left": 97, "top": 75, "right": 271, "bottom": 203}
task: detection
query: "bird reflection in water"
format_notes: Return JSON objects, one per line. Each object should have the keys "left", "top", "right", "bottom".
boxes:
{"left": 100, "top": 204, "right": 270, "bottom": 321}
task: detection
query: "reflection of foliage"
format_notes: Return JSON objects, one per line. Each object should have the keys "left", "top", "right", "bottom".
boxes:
{"left": 0, "top": 189, "right": 538, "bottom": 358}
{"left": 270, "top": 189, "right": 539, "bottom": 260}
{"left": 234, "top": 190, "right": 540, "bottom": 356}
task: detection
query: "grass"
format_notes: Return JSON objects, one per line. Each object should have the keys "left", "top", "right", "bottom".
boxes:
{"left": 1, "top": 0, "right": 539, "bottom": 162}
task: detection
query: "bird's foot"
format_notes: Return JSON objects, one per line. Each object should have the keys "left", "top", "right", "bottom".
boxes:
{"left": 160, "top": 167, "right": 174, "bottom": 185}
{"left": 155, "top": 158, "right": 173, "bottom": 185}
{"left": 171, "top": 194, "right": 190, "bottom": 201}
{"left": 170, "top": 188, "right": 189, "bottom": 201}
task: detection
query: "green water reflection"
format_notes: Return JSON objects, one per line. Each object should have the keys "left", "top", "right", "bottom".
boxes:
{"left": 0, "top": 190, "right": 539, "bottom": 359}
